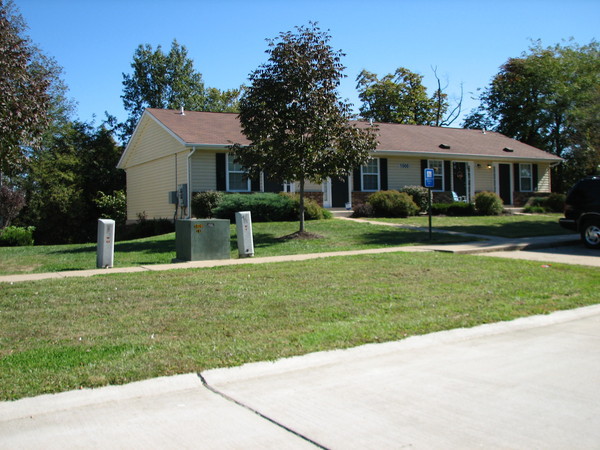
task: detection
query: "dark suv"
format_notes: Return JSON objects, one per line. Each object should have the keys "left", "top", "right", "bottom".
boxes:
{"left": 559, "top": 176, "right": 600, "bottom": 249}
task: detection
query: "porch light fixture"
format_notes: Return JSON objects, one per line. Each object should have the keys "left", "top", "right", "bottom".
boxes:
{"left": 487, "top": 163, "right": 492, "bottom": 169}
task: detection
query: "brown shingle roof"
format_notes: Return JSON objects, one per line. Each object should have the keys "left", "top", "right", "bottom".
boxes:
{"left": 147, "top": 108, "right": 561, "bottom": 162}
{"left": 147, "top": 108, "right": 250, "bottom": 146}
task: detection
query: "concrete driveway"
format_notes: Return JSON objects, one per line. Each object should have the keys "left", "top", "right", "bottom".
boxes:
{"left": 482, "top": 243, "right": 600, "bottom": 267}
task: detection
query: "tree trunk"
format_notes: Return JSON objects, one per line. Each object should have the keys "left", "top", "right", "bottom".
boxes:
{"left": 299, "top": 179, "right": 305, "bottom": 233}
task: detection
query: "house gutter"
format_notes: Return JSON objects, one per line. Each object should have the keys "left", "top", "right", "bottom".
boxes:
{"left": 371, "top": 149, "right": 563, "bottom": 163}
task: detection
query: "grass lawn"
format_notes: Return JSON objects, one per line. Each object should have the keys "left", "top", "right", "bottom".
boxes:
{"left": 371, "top": 213, "right": 572, "bottom": 238}
{"left": 1, "top": 251, "right": 598, "bottom": 400}
{"left": 0, "top": 219, "right": 473, "bottom": 275}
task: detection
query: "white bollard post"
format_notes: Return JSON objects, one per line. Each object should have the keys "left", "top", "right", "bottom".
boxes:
{"left": 235, "top": 211, "right": 254, "bottom": 257}
{"left": 97, "top": 219, "right": 115, "bottom": 268}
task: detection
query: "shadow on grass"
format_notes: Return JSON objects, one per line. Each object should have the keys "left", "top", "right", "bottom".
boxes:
{"left": 434, "top": 220, "right": 571, "bottom": 238}
{"left": 50, "top": 240, "right": 176, "bottom": 255}
{"left": 358, "top": 229, "right": 469, "bottom": 246}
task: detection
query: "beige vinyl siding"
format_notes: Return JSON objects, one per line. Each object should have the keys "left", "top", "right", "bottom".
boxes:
{"left": 474, "top": 164, "right": 495, "bottom": 192}
{"left": 190, "top": 150, "right": 217, "bottom": 192}
{"left": 537, "top": 163, "right": 551, "bottom": 192}
{"left": 123, "top": 116, "right": 185, "bottom": 168}
{"left": 125, "top": 155, "right": 180, "bottom": 221}
{"left": 387, "top": 156, "right": 422, "bottom": 190}
{"left": 304, "top": 180, "right": 323, "bottom": 192}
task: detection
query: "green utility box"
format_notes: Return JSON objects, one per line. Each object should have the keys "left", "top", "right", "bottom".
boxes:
{"left": 175, "top": 219, "right": 231, "bottom": 261}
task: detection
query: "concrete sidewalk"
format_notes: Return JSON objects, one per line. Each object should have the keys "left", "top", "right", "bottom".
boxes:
{"left": 2, "top": 305, "right": 600, "bottom": 449}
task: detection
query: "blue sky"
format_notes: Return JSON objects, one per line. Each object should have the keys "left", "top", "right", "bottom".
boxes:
{"left": 15, "top": 0, "right": 599, "bottom": 128}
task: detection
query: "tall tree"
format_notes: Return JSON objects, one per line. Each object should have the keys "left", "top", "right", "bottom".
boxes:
{"left": 0, "top": 0, "right": 53, "bottom": 179}
{"left": 21, "top": 121, "right": 125, "bottom": 244}
{"left": 231, "top": 23, "right": 378, "bottom": 233}
{"left": 356, "top": 67, "right": 459, "bottom": 126}
{"left": 463, "top": 40, "right": 600, "bottom": 191}
{"left": 121, "top": 40, "right": 240, "bottom": 140}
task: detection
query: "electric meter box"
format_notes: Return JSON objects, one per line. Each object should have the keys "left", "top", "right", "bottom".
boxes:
{"left": 175, "top": 219, "right": 230, "bottom": 261}
{"left": 97, "top": 218, "right": 115, "bottom": 268}
{"left": 235, "top": 211, "right": 254, "bottom": 257}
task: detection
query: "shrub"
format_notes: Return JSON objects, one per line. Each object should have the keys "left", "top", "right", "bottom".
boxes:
{"left": 0, "top": 226, "right": 35, "bottom": 246}
{"left": 474, "top": 191, "right": 504, "bottom": 215}
{"left": 94, "top": 191, "right": 127, "bottom": 225}
{"left": 430, "top": 202, "right": 476, "bottom": 216}
{"left": 280, "top": 193, "right": 332, "bottom": 220}
{"left": 368, "top": 190, "right": 419, "bottom": 218}
{"left": 214, "top": 193, "right": 295, "bottom": 222}
{"left": 545, "top": 193, "right": 566, "bottom": 212}
{"left": 524, "top": 205, "right": 547, "bottom": 214}
{"left": 351, "top": 203, "right": 374, "bottom": 218}
{"left": 399, "top": 185, "right": 429, "bottom": 212}
{"left": 447, "top": 202, "right": 476, "bottom": 216}
{"left": 191, "top": 191, "right": 223, "bottom": 218}
{"left": 431, "top": 203, "right": 450, "bottom": 215}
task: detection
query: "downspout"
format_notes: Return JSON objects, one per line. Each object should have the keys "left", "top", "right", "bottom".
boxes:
{"left": 174, "top": 154, "right": 178, "bottom": 223}
{"left": 187, "top": 147, "right": 196, "bottom": 219}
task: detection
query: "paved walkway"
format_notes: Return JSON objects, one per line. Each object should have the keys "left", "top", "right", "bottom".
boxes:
{"left": 2, "top": 305, "right": 599, "bottom": 449}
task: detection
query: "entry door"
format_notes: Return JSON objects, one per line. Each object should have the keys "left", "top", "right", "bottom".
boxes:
{"left": 331, "top": 176, "right": 349, "bottom": 207}
{"left": 452, "top": 162, "right": 468, "bottom": 198}
{"left": 498, "top": 164, "right": 512, "bottom": 205}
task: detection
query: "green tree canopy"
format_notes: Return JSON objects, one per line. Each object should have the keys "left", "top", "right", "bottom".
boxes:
{"left": 21, "top": 121, "right": 125, "bottom": 244}
{"left": 121, "top": 40, "right": 240, "bottom": 140}
{"left": 0, "top": 0, "right": 53, "bottom": 179}
{"left": 231, "top": 23, "right": 378, "bottom": 233}
{"left": 463, "top": 40, "right": 600, "bottom": 191}
{"left": 356, "top": 67, "right": 458, "bottom": 126}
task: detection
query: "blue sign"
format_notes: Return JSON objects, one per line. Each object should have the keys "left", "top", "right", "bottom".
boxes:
{"left": 424, "top": 168, "right": 435, "bottom": 188}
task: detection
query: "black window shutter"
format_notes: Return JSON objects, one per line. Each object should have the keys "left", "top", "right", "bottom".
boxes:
{"left": 532, "top": 164, "right": 539, "bottom": 191}
{"left": 250, "top": 174, "right": 260, "bottom": 192}
{"left": 513, "top": 163, "right": 520, "bottom": 191}
{"left": 379, "top": 158, "right": 388, "bottom": 191}
{"left": 444, "top": 161, "right": 451, "bottom": 191}
{"left": 353, "top": 168, "right": 361, "bottom": 191}
{"left": 420, "top": 160, "right": 427, "bottom": 185}
{"left": 216, "top": 153, "right": 226, "bottom": 191}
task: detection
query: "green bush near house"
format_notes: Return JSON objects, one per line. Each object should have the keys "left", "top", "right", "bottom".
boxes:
{"left": 0, "top": 226, "right": 35, "bottom": 247}
{"left": 368, "top": 190, "right": 419, "bottom": 218}
{"left": 524, "top": 193, "right": 566, "bottom": 213}
{"left": 474, "top": 191, "right": 504, "bottom": 216}
{"left": 191, "top": 191, "right": 223, "bottom": 218}
{"left": 212, "top": 193, "right": 331, "bottom": 222}
{"left": 431, "top": 202, "right": 476, "bottom": 216}
{"left": 399, "top": 185, "right": 429, "bottom": 212}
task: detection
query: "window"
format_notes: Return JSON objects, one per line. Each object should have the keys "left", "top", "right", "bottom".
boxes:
{"left": 361, "top": 159, "right": 379, "bottom": 191}
{"left": 227, "top": 156, "right": 250, "bottom": 192}
{"left": 428, "top": 160, "right": 444, "bottom": 191}
{"left": 519, "top": 163, "right": 532, "bottom": 192}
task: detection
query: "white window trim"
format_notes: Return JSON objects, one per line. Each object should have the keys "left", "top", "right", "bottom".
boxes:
{"left": 428, "top": 160, "right": 444, "bottom": 192}
{"left": 519, "top": 163, "right": 533, "bottom": 192}
{"left": 361, "top": 158, "right": 380, "bottom": 192}
{"left": 226, "top": 154, "right": 251, "bottom": 192}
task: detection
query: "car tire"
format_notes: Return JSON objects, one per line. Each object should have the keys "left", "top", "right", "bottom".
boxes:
{"left": 581, "top": 219, "right": 600, "bottom": 249}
